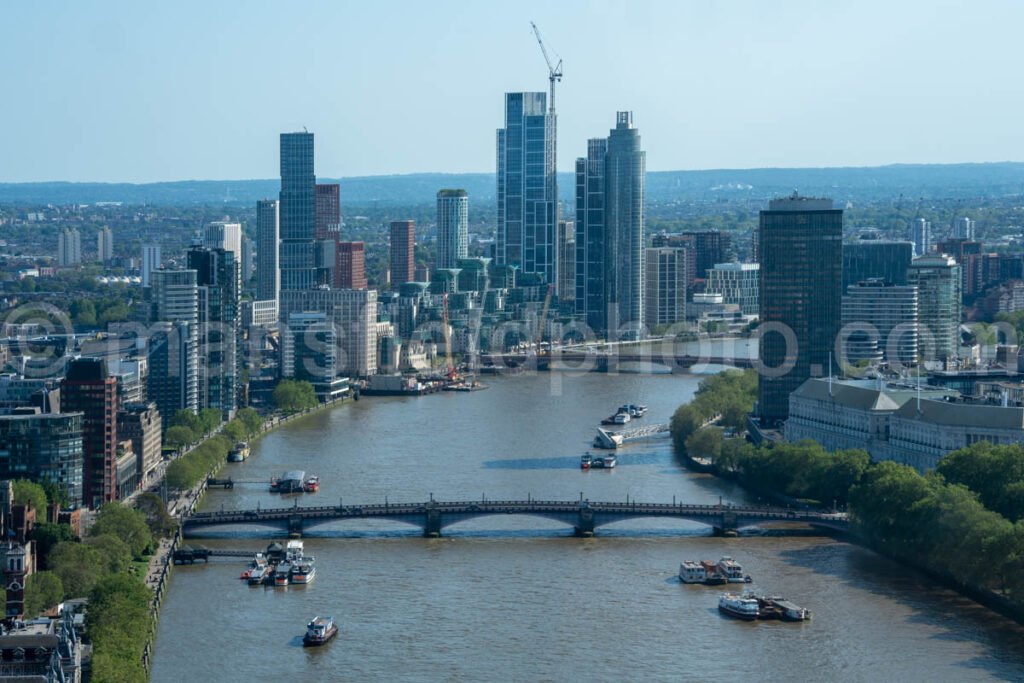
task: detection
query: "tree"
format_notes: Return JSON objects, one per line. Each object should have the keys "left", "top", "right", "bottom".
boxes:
{"left": 48, "top": 542, "right": 107, "bottom": 597}
{"left": 273, "top": 379, "right": 318, "bottom": 413}
{"left": 236, "top": 407, "right": 263, "bottom": 437}
{"left": 86, "top": 534, "right": 134, "bottom": 574}
{"left": 170, "top": 409, "right": 202, "bottom": 436}
{"left": 30, "top": 522, "right": 75, "bottom": 567}
{"left": 86, "top": 574, "right": 151, "bottom": 683}
{"left": 685, "top": 427, "right": 723, "bottom": 463}
{"left": 90, "top": 504, "right": 153, "bottom": 557}
{"left": 24, "top": 571, "right": 63, "bottom": 618}
{"left": 70, "top": 299, "right": 96, "bottom": 327}
{"left": 165, "top": 425, "right": 195, "bottom": 450}
{"left": 135, "top": 492, "right": 177, "bottom": 538}
{"left": 198, "top": 408, "right": 222, "bottom": 435}
{"left": 222, "top": 419, "right": 247, "bottom": 443}
{"left": 40, "top": 479, "right": 69, "bottom": 509}
{"left": 12, "top": 479, "right": 48, "bottom": 514}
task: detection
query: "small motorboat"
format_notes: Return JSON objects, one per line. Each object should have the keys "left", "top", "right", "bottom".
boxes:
{"left": 303, "top": 616, "right": 339, "bottom": 646}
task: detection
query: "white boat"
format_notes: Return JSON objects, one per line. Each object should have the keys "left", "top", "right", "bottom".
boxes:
{"left": 290, "top": 562, "right": 316, "bottom": 585}
{"left": 286, "top": 540, "right": 304, "bottom": 562}
{"left": 603, "top": 454, "right": 617, "bottom": 468}
{"left": 612, "top": 411, "right": 631, "bottom": 425}
{"left": 718, "top": 593, "right": 759, "bottom": 620}
{"left": 619, "top": 404, "right": 648, "bottom": 418}
{"left": 679, "top": 560, "right": 707, "bottom": 584}
{"left": 303, "top": 616, "right": 338, "bottom": 646}
{"left": 717, "top": 556, "right": 748, "bottom": 583}
{"left": 274, "top": 563, "right": 292, "bottom": 586}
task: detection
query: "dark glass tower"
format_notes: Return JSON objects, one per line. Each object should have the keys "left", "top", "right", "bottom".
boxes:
{"left": 605, "top": 112, "right": 645, "bottom": 332}
{"left": 575, "top": 138, "right": 607, "bottom": 332}
{"left": 496, "top": 92, "right": 557, "bottom": 283}
{"left": 188, "top": 247, "right": 241, "bottom": 417}
{"left": 279, "top": 132, "right": 317, "bottom": 291}
{"left": 841, "top": 240, "right": 913, "bottom": 293}
{"left": 757, "top": 195, "right": 842, "bottom": 426}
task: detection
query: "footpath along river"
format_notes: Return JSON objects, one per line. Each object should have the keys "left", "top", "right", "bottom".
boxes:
{"left": 151, "top": 370, "right": 1024, "bottom": 682}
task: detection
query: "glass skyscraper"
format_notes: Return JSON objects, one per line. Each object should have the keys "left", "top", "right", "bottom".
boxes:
{"left": 436, "top": 189, "right": 469, "bottom": 270}
{"left": 496, "top": 92, "right": 557, "bottom": 283}
{"left": 279, "top": 132, "right": 317, "bottom": 291}
{"left": 575, "top": 138, "right": 608, "bottom": 332}
{"left": 605, "top": 112, "right": 646, "bottom": 332}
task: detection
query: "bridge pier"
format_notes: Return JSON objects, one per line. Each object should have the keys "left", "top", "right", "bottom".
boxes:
{"left": 424, "top": 507, "right": 442, "bottom": 538}
{"left": 288, "top": 516, "right": 303, "bottom": 538}
{"left": 713, "top": 511, "right": 737, "bottom": 537}
{"left": 575, "top": 509, "right": 595, "bottom": 537}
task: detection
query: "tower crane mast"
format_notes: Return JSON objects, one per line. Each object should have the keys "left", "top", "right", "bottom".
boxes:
{"left": 530, "top": 21, "right": 562, "bottom": 114}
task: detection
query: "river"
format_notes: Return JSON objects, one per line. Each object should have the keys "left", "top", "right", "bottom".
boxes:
{"left": 150, "top": 370, "right": 1024, "bottom": 682}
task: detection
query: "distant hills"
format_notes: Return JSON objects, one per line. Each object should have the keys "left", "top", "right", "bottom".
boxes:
{"left": 2, "top": 162, "right": 1023, "bottom": 206}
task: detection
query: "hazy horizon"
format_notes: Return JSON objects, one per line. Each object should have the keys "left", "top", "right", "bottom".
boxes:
{"left": 3, "top": 1, "right": 1023, "bottom": 183}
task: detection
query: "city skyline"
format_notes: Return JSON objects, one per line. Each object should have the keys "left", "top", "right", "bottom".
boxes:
{"left": 4, "top": 1, "right": 1024, "bottom": 183}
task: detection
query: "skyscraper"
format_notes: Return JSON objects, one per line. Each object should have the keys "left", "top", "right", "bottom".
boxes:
{"left": 150, "top": 269, "right": 200, "bottom": 420}
{"left": 279, "top": 132, "right": 317, "bottom": 291}
{"left": 188, "top": 247, "right": 241, "bottom": 417}
{"left": 911, "top": 217, "right": 932, "bottom": 258}
{"left": 908, "top": 254, "right": 961, "bottom": 361}
{"left": 575, "top": 138, "right": 608, "bottom": 332}
{"left": 389, "top": 220, "right": 415, "bottom": 285}
{"left": 953, "top": 216, "right": 976, "bottom": 240}
{"left": 557, "top": 219, "right": 575, "bottom": 308}
{"left": 204, "top": 221, "right": 242, "bottom": 257}
{"left": 58, "top": 228, "right": 81, "bottom": 266}
{"left": 141, "top": 244, "right": 161, "bottom": 287}
{"left": 436, "top": 189, "right": 469, "bottom": 269}
{"left": 315, "top": 183, "right": 341, "bottom": 240}
{"left": 334, "top": 242, "right": 368, "bottom": 290}
{"left": 644, "top": 247, "right": 687, "bottom": 327}
{"left": 256, "top": 199, "right": 280, "bottom": 303}
{"left": 496, "top": 92, "right": 557, "bottom": 283}
{"left": 757, "top": 194, "right": 843, "bottom": 426}
{"left": 605, "top": 112, "right": 646, "bottom": 331}
{"left": 97, "top": 227, "right": 113, "bottom": 262}
{"left": 61, "top": 357, "right": 119, "bottom": 508}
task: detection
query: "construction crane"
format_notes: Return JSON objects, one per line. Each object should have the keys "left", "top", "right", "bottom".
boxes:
{"left": 530, "top": 21, "right": 562, "bottom": 114}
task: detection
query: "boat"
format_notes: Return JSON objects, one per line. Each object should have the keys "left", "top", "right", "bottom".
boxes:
{"left": 580, "top": 453, "right": 592, "bottom": 470}
{"left": 718, "top": 593, "right": 760, "bottom": 620}
{"left": 304, "top": 475, "right": 320, "bottom": 493}
{"left": 286, "top": 540, "right": 305, "bottom": 562}
{"left": 227, "top": 441, "right": 250, "bottom": 462}
{"left": 679, "top": 560, "right": 707, "bottom": 584}
{"left": 699, "top": 560, "right": 729, "bottom": 585}
{"left": 270, "top": 470, "right": 306, "bottom": 493}
{"left": 290, "top": 561, "right": 316, "bottom": 585}
{"left": 274, "top": 563, "right": 292, "bottom": 586}
{"left": 717, "top": 556, "right": 750, "bottom": 583}
{"left": 247, "top": 565, "right": 268, "bottom": 586}
{"left": 303, "top": 616, "right": 338, "bottom": 646}
{"left": 619, "top": 404, "right": 648, "bottom": 418}
{"left": 612, "top": 411, "right": 631, "bottom": 425}
{"left": 239, "top": 553, "right": 268, "bottom": 579}
{"left": 603, "top": 454, "right": 617, "bottom": 468}
{"left": 754, "top": 595, "right": 812, "bottom": 622}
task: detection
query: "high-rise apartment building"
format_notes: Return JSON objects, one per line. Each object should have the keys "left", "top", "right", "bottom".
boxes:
{"left": 61, "top": 358, "right": 119, "bottom": 508}
{"left": 557, "top": 220, "right": 575, "bottom": 308}
{"left": 953, "top": 216, "right": 976, "bottom": 240}
{"left": 280, "top": 312, "right": 337, "bottom": 388}
{"left": 644, "top": 247, "right": 687, "bottom": 327}
{"left": 436, "top": 190, "right": 469, "bottom": 270}
{"left": 97, "top": 227, "right": 113, "bottom": 263}
{"left": 279, "top": 132, "right": 317, "bottom": 291}
{"left": 147, "top": 321, "right": 199, "bottom": 427}
{"left": 240, "top": 235, "right": 254, "bottom": 284}
{"left": 496, "top": 92, "right": 557, "bottom": 283}
{"left": 389, "top": 221, "right": 415, "bottom": 285}
{"left": 256, "top": 199, "right": 280, "bottom": 304}
{"left": 604, "top": 112, "right": 646, "bottom": 331}
{"left": 575, "top": 138, "right": 608, "bottom": 332}
{"left": 141, "top": 244, "right": 161, "bottom": 287}
{"left": 280, "top": 289, "right": 378, "bottom": 377}
{"left": 841, "top": 279, "right": 919, "bottom": 366}
{"left": 757, "top": 195, "right": 842, "bottom": 426}
{"left": 203, "top": 221, "right": 242, "bottom": 258}
{"left": 841, "top": 240, "right": 914, "bottom": 293}
{"left": 188, "top": 247, "right": 241, "bottom": 417}
{"left": 908, "top": 254, "right": 961, "bottom": 361}
{"left": 706, "top": 262, "right": 759, "bottom": 315}
{"left": 0, "top": 411, "right": 84, "bottom": 509}
{"left": 58, "top": 228, "right": 81, "bottom": 266}
{"left": 151, "top": 269, "right": 199, "bottom": 324}
{"left": 335, "top": 242, "right": 368, "bottom": 290}
{"left": 652, "top": 231, "right": 733, "bottom": 285}
{"left": 911, "top": 217, "right": 932, "bottom": 258}
{"left": 315, "top": 184, "right": 341, "bottom": 240}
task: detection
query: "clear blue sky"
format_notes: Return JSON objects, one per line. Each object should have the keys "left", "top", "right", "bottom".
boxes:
{"left": 1, "top": 0, "right": 1021, "bottom": 183}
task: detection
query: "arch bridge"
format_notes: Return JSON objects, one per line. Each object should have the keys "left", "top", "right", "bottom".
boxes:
{"left": 181, "top": 499, "right": 848, "bottom": 538}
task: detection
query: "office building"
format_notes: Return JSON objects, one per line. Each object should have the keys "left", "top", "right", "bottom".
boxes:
{"left": 335, "top": 242, "right": 368, "bottom": 290}
{"left": 557, "top": 219, "right": 575, "bottom": 308}
{"left": 107, "top": 358, "right": 148, "bottom": 405}
{"left": 390, "top": 220, "right": 415, "bottom": 285}
{"left": 147, "top": 321, "right": 199, "bottom": 426}
{"left": 204, "top": 221, "right": 242, "bottom": 258}
{"left": 841, "top": 240, "right": 913, "bottom": 293}
{"left": 256, "top": 199, "right": 280, "bottom": 309}
{"left": 652, "top": 231, "right": 733, "bottom": 285}
{"left": 58, "top": 228, "right": 81, "bottom": 266}
{"left": 117, "top": 402, "right": 161, "bottom": 485}
{"left": 141, "top": 244, "right": 161, "bottom": 287}
{"left": 908, "top": 254, "right": 961, "bottom": 361}
{"left": 911, "top": 217, "right": 932, "bottom": 257}
{"left": 151, "top": 269, "right": 199, "bottom": 324}
{"left": 280, "top": 289, "right": 378, "bottom": 376}
{"left": 604, "top": 112, "right": 646, "bottom": 330}
{"left": 0, "top": 411, "right": 84, "bottom": 509}
{"left": 575, "top": 138, "right": 608, "bottom": 332}
{"left": 188, "top": 247, "right": 241, "bottom": 417}
{"left": 757, "top": 194, "right": 842, "bottom": 426}
{"left": 841, "top": 279, "right": 919, "bottom": 366}
{"left": 60, "top": 358, "right": 119, "bottom": 508}
{"left": 279, "top": 132, "right": 317, "bottom": 291}
{"left": 315, "top": 183, "right": 341, "bottom": 240}
{"left": 953, "top": 216, "right": 976, "bottom": 240}
{"left": 496, "top": 92, "right": 557, "bottom": 283}
{"left": 643, "top": 247, "right": 687, "bottom": 327}
{"left": 96, "top": 227, "right": 113, "bottom": 262}
{"left": 436, "top": 190, "right": 469, "bottom": 270}
{"left": 241, "top": 235, "right": 254, "bottom": 284}
{"left": 0, "top": 375, "right": 59, "bottom": 415}
{"left": 280, "top": 312, "right": 341, "bottom": 401}
{"left": 706, "top": 262, "right": 760, "bottom": 316}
